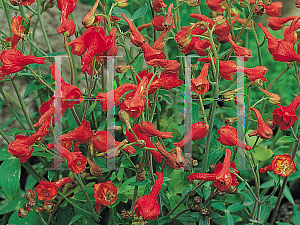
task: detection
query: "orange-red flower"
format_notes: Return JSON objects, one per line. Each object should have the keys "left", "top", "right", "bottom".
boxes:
{"left": 57, "top": 0, "right": 77, "bottom": 22}
{"left": 228, "top": 36, "right": 252, "bottom": 61}
{"left": 94, "top": 181, "right": 118, "bottom": 213}
{"left": 33, "top": 63, "right": 82, "bottom": 127}
{"left": 82, "top": 0, "right": 103, "bottom": 28}
{"left": 138, "top": 121, "right": 173, "bottom": 138}
{"left": 96, "top": 83, "right": 137, "bottom": 111}
{"left": 237, "top": 66, "right": 268, "bottom": 82}
{"left": 57, "top": 19, "right": 76, "bottom": 37}
{"left": 3, "top": 16, "right": 26, "bottom": 49}
{"left": 68, "top": 27, "right": 113, "bottom": 74}
{"left": 175, "top": 23, "right": 198, "bottom": 51}
{"left": 174, "top": 121, "right": 209, "bottom": 147}
{"left": 141, "top": 42, "right": 166, "bottom": 62}
{"left": 250, "top": 108, "right": 273, "bottom": 140}
{"left": 191, "top": 63, "right": 210, "bottom": 95}
{"left": 120, "top": 76, "right": 148, "bottom": 118}
{"left": 193, "top": 40, "right": 213, "bottom": 56}
{"left": 217, "top": 125, "right": 251, "bottom": 150}
{"left": 0, "top": 49, "right": 45, "bottom": 80}
{"left": 126, "top": 125, "right": 164, "bottom": 162}
{"left": 8, "top": 122, "right": 49, "bottom": 163}
{"left": 265, "top": 1, "right": 282, "bottom": 17}
{"left": 206, "top": 0, "right": 224, "bottom": 12}
{"left": 60, "top": 146, "right": 87, "bottom": 173}
{"left": 296, "top": 0, "right": 300, "bottom": 8}
{"left": 155, "top": 142, "right": 184, "bottom": 169}
{"left": 133, "top": 172, "right": 164, "bottom": 220}
{"left": 152, "top": 29, "right": 169, "bottom": 50}
{"left": 152, "top": 15, "right": 165, "bottom": 31}
{"left": 152, "top": 0, "right": 167, "bottom": 13}
{"left": 146, "top": 59, "right": 180, "bottom": 74}
{"left": 258, "top": 18, "right": 300, "bottom": 63}
{"left": 260, "top": 154, "right": 295, "bottom": 177}
{"left": 198, "top": 57, "right": 237, "bottom": 80}
{"left": 35, "top": 177, "right": 73, "bottom": 201}
{"left": 188, "top": 149, "right": 239, "bottom": 191}
{"left": 122, "top": 13, "right": 146, "bottom": 47}
{"left": 272, "top": 94, "right": 300, "bottom": 130}
{"left": 137, "top": 69, "right": 183, "bottom": 95}
{"left": 267, "top": 16, "right": 296, "bottom": 31}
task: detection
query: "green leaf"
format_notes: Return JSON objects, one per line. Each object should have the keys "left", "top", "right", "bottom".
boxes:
{"left": 227, "top": 203, "right": 246, "bottom": 212}
{"left": 9, "top": 209, "right": 40, "bottom": 225}
{"left": 46, "top": 52, "right": 67, "bottom": 57}
{"left": 55, "top": 203, "right": 75, "bottom": 225}
{"left": 117, "top": 169, "right": 124, "bottom": 181}
{"left": 0, "top": 158, "right": 20, "bottom": 200}
{"left": 199, "top": 216, "right": 209, "bottom": 224}
{"left": 260, "top": 179, "right": 278, "bottom": 189}
{"left": 212, "top": 202, "right": 226, "bottom": 212}
{"left": 168, "top": 193, "right": 186, "bottom": 216}
{"left": 112, "top": 7, "right": 132, "bottom": 24}
{"left": 156, "top": 215, "right": 172, "bottom": 225}
{"left": 167, "top": 169, "right": 188, "bottom": 193}
{"left": 86, "top": 100, "right": 97, "bottom": 119}
{"left": 24, "top": 80, "right": 45, "bottom": 98}
{"left": 224, "top": 210, "right": 234, "bottom": 225}
{"left": 293, "top": 204, "right": 300, "bottom": 225}
{"left": 245, "top": 130, "right": 263, "bottom": 148}
{"left": 277, "top": 136, "right": 296, "bottom": 143}
{"left": 11, "top": 129, "right": 35, "bottom": 136}
{"left": 0, "top": 193, "right": 26, "bottom": 215}
{"left": 129, "top": 180, "right": 148, "bottom": 186}
{"left": 0, "top": 146, "right": 14, "bottom": 161}
{"left": 132, "top": 4, "right": 148, "bottom": 20}
{"left": 68, "top": 214, "right": 85, "bottom": 225}
{"left": 72, "top": 187, "right": 95, "bottom": 202}
{"left": 283, "top": 184, "right": 294, "bottom": 204}
{"left": 253, "top": 146, "right": 273, "bottom": 161}
{"left": 209, "top": 211, "right": 222, "bottom": 219}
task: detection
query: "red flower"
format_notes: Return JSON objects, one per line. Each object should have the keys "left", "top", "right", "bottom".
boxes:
{"left": 94, "top": 181, "right": 118, "bottom": 213}
{"left": 191, "top": 63, "right": 210, "bottom": 95}
{"left": 82, "top": 0, "right": 103, "bottom": 28}
{"left": 133, "top": 172, "right": 164, "bottom": 220}
{"left": 198, "top": 57, "right": 237, "bottom": 80}
{"left": 265, "top": 1, "right": 283, "bottom": 17}
{"left": 138, "top": 121, "right": 173, "bottom": 138}
{"left": 120, "top": 76, "right": 148, "bottom": 118}
{"left": 57, "top": 0, "right": 77, "bottom": 22}
{"left": 146, "top": 59, "right": 180, "bottom": 74}
{"left": 175, "top": 23, "right": 198, "bottom": 51}
{"left": 217, "top": 125, "right": 251, "bottom": 150}
{"left": 141, "top": 42, "right": 166, "bottom": 62}
{"left": 152, "top": 15, "right": 165, "bottom": 31}
{"left": 35, "top": 177, "right": 73, "bottom": 201}
{"left": 152, "top": 29, "right": 169, "bottom": 50}
{"left": 92, "top": 131, "right": 136, "bottom": 155}
{"left": 33, "top": 63, "right": 82, "bottom": 127}
{"left": 228, "top": 36, "right": 252, "bottom": 61}
{"left": 68, "top": 27, "right": 113, "bottom": 74}
{"left": 3, "top": 16, "right": 25, "bottom": 49}
{"left": 258, "top": 19, "right": 300, "bottom": 63}
{"left": 267, "top": 16, "right": 296, "bottom": 31}
{"left": 57, "top": 19, "right": 76, "bottom": 37}
{"left": 161, "top": 4, "right": 174, "bottom": 30}
{"left": 8, "top": 122, "right": 49, "bottom": 163}
{"left": 237, "top": 66, "right": 268, "bottom": 82}
{"left": 250, "top": 108, "right": 273, "bottom": 140}
{"left": 194, "top": 40, "right": 213, "bottom": 56}
{"left": 126, "top": 125, "right": 164, "bottom": 162}
{"left": 155, "top": 142, "right": 184, "bottom": 169}
{"left": 188, "top": 149, "right": 239, "bottom": 191}
{"left": 58, "top": 120, "right": 94, "bottom": 144}
{"left": 260, "top": 154, "right": 296, "bottom": 177}
{"left": 19, "top": 0, "right": 36, "bottom": 5}
{"left": 0, "top": 49, "right": 45, "bottom": 79}
{"left": 206, "top": 0, "right": 224, "bottom": 12}
{"left": 96, "top": 83, "right": 137, "bottom": 111}
{"left": 137, "top": 69, "right": 183, "bottom": 95}
{"left": 174, "top": 121, "right": 209, "bottom": 147}
{"left": 296, "top": 0, "right": 300, "bottom": 8}
{"left": 272, "top": 94, "right": 300, "bottom": 130}
{"left": 122, "top": 13, "right": 146, "bottom": 47}
{"left": 60, "top": 146, "right": 87, "bottom": 173}
{"left": 152, "top": 0, "right": 167, "bottom": 13}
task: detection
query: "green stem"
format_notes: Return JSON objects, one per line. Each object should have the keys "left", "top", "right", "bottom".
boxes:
{"left": 226, "top": 0, "right": 235, "bottom": 39}
{"left": 235, "top": 173, "right": 259, "bottom": 203}
{"left": 64, "top": 36, "right": 75, "bottom": 85}
{"left": 9, "top": 75, "right": 35, "bottom": 132}
{"left": 27, "top": 38, "right": 48, "bottom": 57}
{"left": 37, "top": 0, "right": 53, "bottom": 53}
{"left": 35, "top": 211, "right": 48, "bottom": 225}
{"left": 26, "top": 66, "right": 55, "bottom": 92}
{"left": 251, "top": 19, "right": 262, "bottom": 66}
{"left": 120, "top": 150, "right": 137, "bottom": 169}
{"left": 23, "top": 161, "right": 44, "bottom": 181}
{"left": 0, "top": 128, "right": 10, "bottom": 144}
{"left": 267, "top": 68, "right": 289, "bottom": 92}
{"left": 0, "top": 0, "right": 12, "bottom": 35}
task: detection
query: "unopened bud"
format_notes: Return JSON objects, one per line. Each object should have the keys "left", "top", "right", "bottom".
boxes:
{"left": 114, "top": 0, "right": 129, "bottom": 8}
{"left": 193, "top": 196, "right": 201, "bottom": 205}
{"left": 118, "top": 110, "right": 131, "bottom": 129}
{"left": 254, "top": 3, "right": 266, "bottom": 16}
{"left": 137, "top": 140, "right": 146, "bottom": 148}
{"left": 87, "top": 158, "right": 102, "bottom": 176}
{"left": 218, "top": 191, "right": 226, "bottom": 196}
{"left": 23, "top": 203, "right": 33, "bottom": 212}
{"left": 115, "top": 65, "right": 134, "bottom": 73}
{"left": 10, "top": 0, "right": 20, "bottom": 6}
{"left": 259, "top": 87, "right": 282, "bottom": 105}
{"left": 225, "top": 117, "right": 238, "bottom": 125}
{"left": 262, "top": 0, "right": 272, "bottom": 5}
{"left": 18, "top": 208, "right": 29, "bottom": 218}
{"left": 209, "top": 164, "right": 216, "bottom": 173}
{"left": 287, "top": 62, "right": 294, "bottom": 69}
{"left": 192, "top": 159, "right": 198, "bottom": 167}
{"left": 223, "top": 88, "right": 243, "bottom": 99}
{"left": 42, "top": 201, "right": 55, "bottom": 212}
{"left": 213, "top": 16, "right": 226, "bottom": 25}
{"left": 201, "top": 208, "right": 210, "bottom": 215}
{"left": 24, "top": 189, "right": 36, "bottom": 201}
{"left": 225, "top": 185, "right": 237, "bottom": 194}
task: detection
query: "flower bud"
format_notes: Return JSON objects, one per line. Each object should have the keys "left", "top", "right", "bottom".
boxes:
{"left": 18, "top": 208, "right": 29, "bottom": 218}
{"left": 192, "top": 159, "right": 198, "bottom": 167}
{"left": 137, "top": 140, "right": 146, "bottom": 148}
{"left": 35, "top": 207, "right": 44, "bottom": 212}
{"left": 23, "top": 203, "right": 33, "bottom": 212}
{"left": 259, "top": 87, "right": 282, "bottom": 105}
{"left": 266, "top": 119, "right": 276, "bottom": 130}
{"left": 24, "top": 189, "right": 36, "bottom": 201}
{"left": 10, "top": 0, "right": 20, "bottom": 6}
{"left": 114, "top": 0, "right": 129, "bottom": 8}
{"left": 225, "top": 117, "right": 238, "bottom": 125}
{"left": 223, "top": 87, "right": 243, "bottom": 99}
{"left": 138, "top": 172, "right": 146, "bottom": 181}
{"left": 263, "top": 0, "right": 272, "bottom": 5}
{"left": 255, "top": 3, "right": 266, "bottom": 16}
{"left": 115, "top": 65, "right": 134, "bottom": 73}
{"left": 209, "top": 164, "right": 216, "bottom": 173}
{"left": 118, "top": 110, "right": 131, "bottom": 129}
{"left": 42, "top": 201, "right": 55, "bottom": 212}
{"left": 225, "top": 185, "right": 237, "bottom": 194}
{"left": 87, "top": 158, "right": 102, "bottom": 177}
{"left": 218, "top": 191, "right": 226, "bottom": 196}
{"left": 201, "top": 208, "right": 210, "bottom": 215}
{"left": 28, "top": 201, "right": 36, "bottom": 208}
{"left": 193, "top": 196, "right": 201, "bottom": 205}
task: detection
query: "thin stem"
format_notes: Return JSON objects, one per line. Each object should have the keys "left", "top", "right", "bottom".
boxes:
{"left": 251, "top": 19, "right": 262, "bottom": 66}
{"left": 226, "top": 0, "right": 235, "bottom": 39}
{"left": 267, "top": 68, "right": 289, "bottom": 91}
{"left": 0, "top": 0, "right": 12, "bottom": 35}
{"left": 26, "top": 66, "right": 55, "bottom": 93}
{"left": 235, "top": 173, "right": 259, "bottom": 203}
{"left": 120, "top": 150, "right": 137, "bottom": 169}
{"left": 35, "top": 211, "right": 48, "bottom": 225}
{"left": 170, "top": 208, "right": 190, "bottom": 224}
{"left": 199, "top": 95, "right": 208, "bottom": 124}
{"left": 0, "top": 128, "right": 10, "bottom": 144}
{"left": 261, "top": 177, "right": 280, "bottom": 205}
{"left": 64, "top": 36, "right": 75, "bottom": 85}
{"left": 23, "top": 161, "right": 44, "bottom": 181}
{"left": 9, "top": 75, "right": 35, "bottom": 132}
